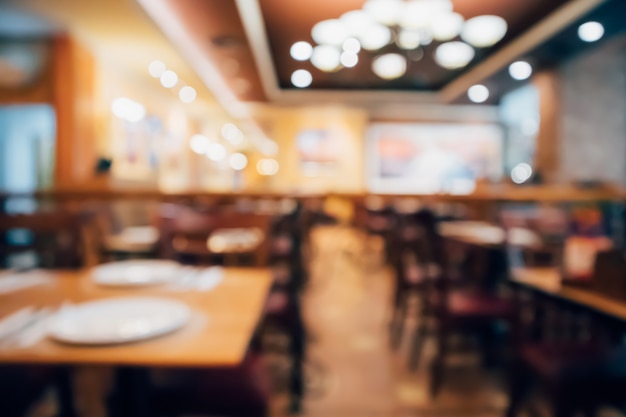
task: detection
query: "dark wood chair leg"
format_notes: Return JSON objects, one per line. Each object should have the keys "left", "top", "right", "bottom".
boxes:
{"left": 408, "top": 319, "right": 427, "bottom": 371}
{"left": 55, "top": 367, "right": 77, "bottom": 417}
{"left": 429, "top": 324, "right": 448, "bottom": 398}
{"left": 390, "top": 292, "right": 407, "bottom": 350}
{"left": 505, "top": 361, "right": 531, "bottom": 417}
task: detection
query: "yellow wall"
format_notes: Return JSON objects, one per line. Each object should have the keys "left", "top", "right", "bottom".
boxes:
{"left": 255, "top": 106, "right": 368, "bottom": 194}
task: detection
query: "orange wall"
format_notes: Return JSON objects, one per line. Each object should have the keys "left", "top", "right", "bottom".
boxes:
{"left": 259, "top": 106, "right": 368, "bottom": 194}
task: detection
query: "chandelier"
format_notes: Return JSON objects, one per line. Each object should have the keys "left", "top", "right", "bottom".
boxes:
{"left": 290, "top": 0, "right": 508, "bottom": 82}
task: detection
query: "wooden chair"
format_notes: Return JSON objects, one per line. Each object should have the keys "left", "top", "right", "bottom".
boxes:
{"left": 0, "top": 210, "right": 85, "bottom": 269}
{"left": 389, "top": 210, "right": 435, "bottom": 350}
{"left": 407, "top": 227, "right": 520, "bottom": 397}
{"left": 158, "top": 204, "right": 272, "bottom": 267}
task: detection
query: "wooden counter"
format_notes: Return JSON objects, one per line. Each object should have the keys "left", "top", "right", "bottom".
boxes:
{"left": 511, "top": 267, "right": 626, "bottom": 321}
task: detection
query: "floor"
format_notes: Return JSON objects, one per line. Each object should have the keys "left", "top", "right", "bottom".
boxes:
{"left": 296, "top": 225, "right": 507, "bottom": 417}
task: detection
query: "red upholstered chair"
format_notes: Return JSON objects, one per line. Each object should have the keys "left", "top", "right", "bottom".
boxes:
{"left": 406, "top": 225, "right": 519, "bottom": 397}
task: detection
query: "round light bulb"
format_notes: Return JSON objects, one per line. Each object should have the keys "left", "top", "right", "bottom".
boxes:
{"left": 311, "top": 19, "right": 349, "bottom": 46}
{"left": 311, "top": 45, "right": 342, "bottom": 72}
{"left": 461, "top": 15, "right": 508, "bottom": 48}
{"left": 359, "top": 23, "right": 391, "bottom": 51}
{"left": 431, "top": 12, "right": 464, "bottom": 41}
{"left": 467, "top": 84, "right": 489, "bottom": 103}
{"left": 160, "top": 70, "right": 178, "bottom": 88}
{"left": 578, "top": 21, "right": 604, "bottom": 43}
{"left": 340, "top": 10, "right": 374, "bottom": 39}
{"left": 189, "top": 134, "right": 210, "bottom": 154}
{"left": 342, "top": 37, "right": 361, "bottom": 54}
{"left": 434, "top": 41, "right": 475, "bottom": 69}
{"left": 206, "top": 143, "right": 227, "bottom": 161}
{"left": 179, "top": 86, "right": 197, "bottom": 103}
{"left": 400, "top": 0, "right": 453, "bottom": 30}
{"left": 148, "top": 60, "right": 166, "bottom": 78}
{"left": 398, "top": 30, "right": 421, "bottom": 50}
{"left": 257, "top": 159, "right": 279, "bottom": 176}
{"left": 363, "top": 0, "right": 404, "bottom": 26}
{"left": 340, "top": 51, "right": 359, "bottom": 68}
{"left": 291, "top": 69, "right": 313, "bottom": 88}
{"left": 372, "top": 53, "right": 407, "bottom": 80}
{"left": 511, "top": 163, "right": 532, "bottom": 184}
{"left": 290, "top": 41, "right": 313, "bottom": 61}
{"left": 229, "top": 153, "right": 248, "bottom": 171}
{"left": 508, "top": 61, "right": 533, "bottom": 81}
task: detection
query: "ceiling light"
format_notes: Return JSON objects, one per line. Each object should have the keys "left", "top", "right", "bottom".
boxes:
{"left": 111, "top": 98, "right": 146, "bottom": 123}
{"left": 397, "top": 30, "right": 421, "bottom": 50}
{"left": 291, "top": 69, "right": 313, "bottom": 88}
{"left": 340, "top": 10, "right": 373, "bottom": 39}
{"left": 311, "top": 45, "right": 342, "bottom": 72}
{"left": 342, "top": 37, "right": 361, "bottom": 54}
{"left": 359, "top": 24, "right": 392, "bottom": 51}
{"left": 190, "top": 134, "right": 210, "bottom": 154}
{"left": 461, "top": 15, "right": 508, "bottom": 48}
{"left": 290, "top": 41, "right": 313, "bottom": 61}
{"left": 434, "top": 41, "right": 475, "bottom": 69}
{"left": 229, "top": 153, "right": 248, "bottom": 171}
{"left": 148, "top": 60, "right": 166, "bottom": 78}
{"left": 160, "top": 70, "right": 178, "bottom": 88}
{"left": 340, "top": 51, "right": 359, "bottom": 68}
{"left": 467, "top": 84, "right": 489, "bottom": 103}
{"left": 257, "top": 159, "right": 279, "bottom": 176}
{"left": 372, "top": 53, "right": 407, "bottom": 80}
{"left": 178, "top": 86, "right": 197, "bottom": 103}
{"left": 261, "top": 140, "right": 279, "bottom": 156}
{"left": 400, "top": 0, "right": 453, "bottom": 31}
{"left": 509, "top": 61, "right": 533, "bottom": 81}
{"left": 511, "top": 163, "right": 532, "bottom": 184}
{"left": 363, "top": 0, "right": 404, "bottom": 26}
{"left": 221, "top": 123, "right": 244, "bottom": 145}
{"left": 431, "top": 12, "right": 464, "bottom": 41}
{"left": 578, "top": 21, "right": 604, "bottom": 42}
{"left": 311, "top": 19, "right": 348, "bottom": 47}
{"left": 206, "top": 143, "right": 227, "bottom": 162}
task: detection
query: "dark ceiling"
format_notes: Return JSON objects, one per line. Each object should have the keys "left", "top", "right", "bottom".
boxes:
{"left": 259, "top": 0, "right": 572, "bottom": 91}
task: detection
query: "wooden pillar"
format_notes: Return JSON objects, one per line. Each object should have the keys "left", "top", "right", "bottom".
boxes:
{"left": 51, "top": 35, "right": 97, "bottom": 187}
{"left": 533, "top": 70, "right": 561, "bottom": 183}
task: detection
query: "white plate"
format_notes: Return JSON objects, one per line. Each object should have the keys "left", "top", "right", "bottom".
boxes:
{"left": 49, "top": 297, "right": 191, "bottom": 345}
{"left": 92, "top": 260, "right": 181, "bottom": 287}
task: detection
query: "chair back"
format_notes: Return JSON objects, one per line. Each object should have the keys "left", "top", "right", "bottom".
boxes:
{"left": 158, "top": 204, "right": 272, "bottom": 266}
{"left": 0, "top": 210, "right": 85, "bottom": 269}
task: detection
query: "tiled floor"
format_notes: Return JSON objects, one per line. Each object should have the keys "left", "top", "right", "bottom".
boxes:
{"left": 299, "top": 226, "right": 507, "bottom": 417}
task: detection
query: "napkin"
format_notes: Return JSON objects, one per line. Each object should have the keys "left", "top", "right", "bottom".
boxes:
{"left": 0, "top": 306, "right": 38, "bottom": 341}
{"left": 196, "top": 267, "right": 224, "bottom": 292}
{"left": 0, "top": 271, "right": 51, "bottom": 295}
{"left": 170, "top": 266, "right": 223, "bottom": 292}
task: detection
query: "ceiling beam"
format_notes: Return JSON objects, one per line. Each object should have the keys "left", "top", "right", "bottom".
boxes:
{"left": 438, "top": 0, "right": 605, "bottom": 103}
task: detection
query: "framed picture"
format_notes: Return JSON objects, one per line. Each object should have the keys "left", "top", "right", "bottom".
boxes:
{"left": 296, "top": 129, "right": 340, "bottom": 176}
{"left": 366, "top": 123, "right": 504, "bottom": 194}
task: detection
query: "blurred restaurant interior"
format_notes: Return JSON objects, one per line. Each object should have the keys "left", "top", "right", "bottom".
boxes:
{"left": 2, "top": 0, "right": 626, "bottom": 416}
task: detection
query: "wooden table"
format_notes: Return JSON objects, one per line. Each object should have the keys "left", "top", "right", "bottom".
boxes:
{"left": 511, "top": 267, "right": 626, "bottom": 322}
{"left": 0, "top": 267, "right": 273, "bottom": 367}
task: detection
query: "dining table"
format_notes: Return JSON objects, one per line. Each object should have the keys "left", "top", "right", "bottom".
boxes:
{"left": 0, "top": 266, "right": 273, "bottom": 417}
